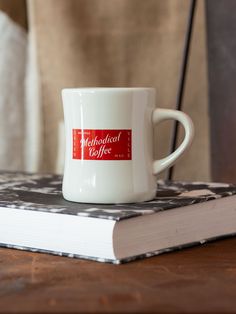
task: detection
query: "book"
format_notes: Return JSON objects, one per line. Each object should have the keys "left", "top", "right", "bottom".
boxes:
{"left": 0, "top": 171, "right": 236, "bottom": 264}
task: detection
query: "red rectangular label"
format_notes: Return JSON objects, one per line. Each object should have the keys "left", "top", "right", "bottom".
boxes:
{"left": 72, "top": 129, "right": 132, "bottom": 160}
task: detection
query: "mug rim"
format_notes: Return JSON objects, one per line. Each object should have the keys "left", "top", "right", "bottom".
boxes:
{"left": 62, "top": 87, "right": 155, "bottom": 93}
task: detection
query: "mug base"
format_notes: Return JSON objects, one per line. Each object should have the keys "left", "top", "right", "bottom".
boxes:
{"left": 62, "top": 191, "right": 156, "bottom": 204}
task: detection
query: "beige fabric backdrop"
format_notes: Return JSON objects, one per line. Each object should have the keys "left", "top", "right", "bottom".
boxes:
{"left": 0, "top": 0, "right": 210, "bottom": 180}
{"left": 0, "top": 0, "right": 27, "bottom": 171}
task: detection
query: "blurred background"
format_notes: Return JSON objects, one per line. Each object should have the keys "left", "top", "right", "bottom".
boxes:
{"left": 0, "top": 0, "right": 234, "bottom": 182}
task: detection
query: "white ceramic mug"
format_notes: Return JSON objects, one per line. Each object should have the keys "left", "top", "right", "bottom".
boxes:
{"left": 62, "top": 88, "right": 194, "bottom": 203}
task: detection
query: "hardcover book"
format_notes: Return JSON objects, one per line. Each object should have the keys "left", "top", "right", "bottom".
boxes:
{"left": 0, "top": 172, "right": 236, "bottom": 264}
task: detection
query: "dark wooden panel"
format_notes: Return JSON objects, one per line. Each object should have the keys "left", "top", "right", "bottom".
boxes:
{"left": 1, "top": 238, "right": 236, "bottom": 313}
{"left": 206, "top": 0, "right": 236, "bottom": 182}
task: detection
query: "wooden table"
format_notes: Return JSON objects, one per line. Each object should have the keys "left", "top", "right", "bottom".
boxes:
{"left": 1, "top": 238, "right": 236, "bottom": 313}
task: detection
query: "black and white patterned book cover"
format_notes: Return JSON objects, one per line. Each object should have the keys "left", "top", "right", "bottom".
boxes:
{"left": 0, "top": 171, "right": 236, "bottom": 264}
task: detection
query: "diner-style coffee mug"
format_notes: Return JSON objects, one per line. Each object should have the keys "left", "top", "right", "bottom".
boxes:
{"left": 62, "top": 87, "right": 194, "bottom": 204}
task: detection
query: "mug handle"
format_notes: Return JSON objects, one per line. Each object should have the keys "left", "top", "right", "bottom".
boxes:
{"left": 152, "top": 108, "right": 194, "bottom": 175}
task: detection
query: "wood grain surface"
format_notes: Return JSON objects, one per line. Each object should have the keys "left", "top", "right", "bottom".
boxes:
{"left": 1, "top": 238, "right": 236, "bottom": 313}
